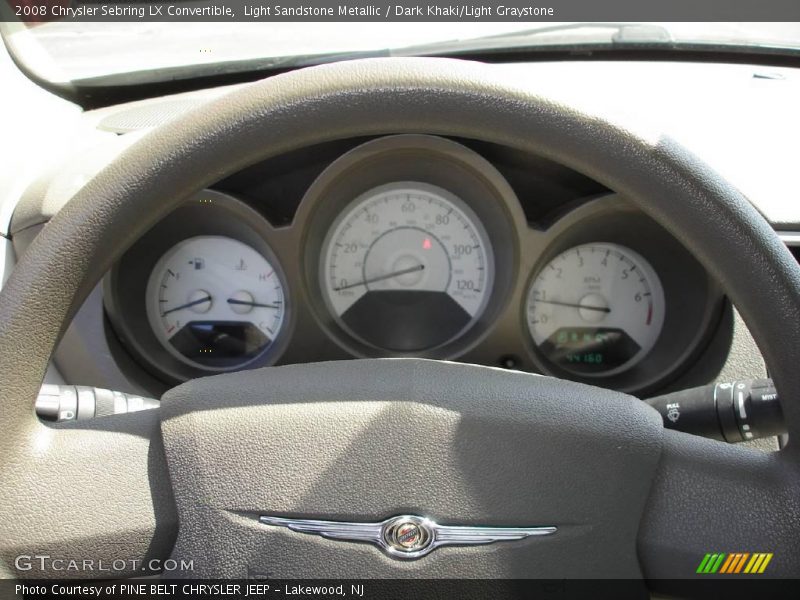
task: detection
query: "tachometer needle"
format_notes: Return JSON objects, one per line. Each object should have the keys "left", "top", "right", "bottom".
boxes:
{"left": 226, "top": 299, "right": 281, "bottom": 309}
{"left": 161, "top": 295, "right": 212, "bottom": 316}
{"left": 534, "top": 299, "right": 611, "bottom": 313}
{"left": 333, "top": 264, "right": 425, "bottom": 292}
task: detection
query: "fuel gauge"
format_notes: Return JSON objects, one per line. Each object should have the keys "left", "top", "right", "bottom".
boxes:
{"left": 145, "top": 236, "right": 286, "bottom": 371}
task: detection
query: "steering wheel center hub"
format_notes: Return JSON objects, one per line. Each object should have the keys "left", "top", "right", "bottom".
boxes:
{"left": 159, "top": 359, "right": 663, "bottom": 577}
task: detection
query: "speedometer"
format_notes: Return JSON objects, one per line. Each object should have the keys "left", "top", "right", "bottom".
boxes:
{"left": 320, "top": 182, "right": 494, "bottom": 352}
{"left": 525, "top": 243, "right": 666, "bottom": 376}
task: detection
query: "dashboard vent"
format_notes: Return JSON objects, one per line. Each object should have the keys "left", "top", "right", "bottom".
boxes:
{"left": 97, "top": 99, "right": 203, "bottom": 133}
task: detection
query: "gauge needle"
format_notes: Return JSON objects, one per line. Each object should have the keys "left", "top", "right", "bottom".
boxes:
{"left": 161, "top": 295, "right": 212, "bottom": 316}
{"left": 333, "top": 264, "right": 425, "bottom": 292}
{"left": 226, "top": 299, "right": 281, "bottom": 309}
{"left": 535, "top": 299, "right": 611, "bottom": 313}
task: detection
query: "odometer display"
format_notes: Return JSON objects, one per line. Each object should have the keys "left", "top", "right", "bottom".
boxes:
{"left": 320, "top": 182, "right": 494, "bottom": 353}
{"left": 525, "top": 243, "right": 666, "bottom": 376}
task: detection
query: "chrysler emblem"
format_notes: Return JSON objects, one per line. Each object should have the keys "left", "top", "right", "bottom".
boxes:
{"left": 383, "top": 516, "right": 432, "bottom": 555}
{"left": 260, "top": 514, "right": 556, "bottom": 559}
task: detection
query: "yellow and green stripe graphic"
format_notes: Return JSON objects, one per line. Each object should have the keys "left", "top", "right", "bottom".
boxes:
{"left": 696, "top": 552, "right": 773, "bottom": 574}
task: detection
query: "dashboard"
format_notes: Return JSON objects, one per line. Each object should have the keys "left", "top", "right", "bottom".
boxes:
{"left": 9, "top": 60, "right": 798, "bottom": 407}
{"left": 100, "top": 134, "right": 722, "bottom": 394}
{"left": 4, "top": 49, "right": 800, "bottom": 583}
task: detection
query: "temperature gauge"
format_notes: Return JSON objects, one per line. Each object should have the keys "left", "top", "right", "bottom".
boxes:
{"left": 145, "top": 236, "right": 286, "bottom": 371}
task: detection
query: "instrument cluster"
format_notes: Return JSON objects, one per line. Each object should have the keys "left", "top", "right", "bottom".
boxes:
{"left": 104, "top": 135, "right": 722, "bottom": 393}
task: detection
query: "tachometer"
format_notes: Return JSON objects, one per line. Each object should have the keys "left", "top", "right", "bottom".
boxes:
{"left": 146, "top": 236, "right": 286, "bottom": 370}
{"left": 525, "top": 243, "right": 665, "bottom": 376}
{"left": 320, "top": 182, "right": 494, "bottom": 352}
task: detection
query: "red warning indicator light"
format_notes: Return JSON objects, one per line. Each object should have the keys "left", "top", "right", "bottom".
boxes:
{"left": 422, "top": 238, "right": 432, "bottom": 250}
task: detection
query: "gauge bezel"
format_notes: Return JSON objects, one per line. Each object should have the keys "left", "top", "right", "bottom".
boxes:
{"left": 103, "top": 190, "right": 292, "bottom": 384}
{"left": 519, "top": 201, "right": 722, "bottom": 392}
{"left": 298, "top": 135, "right": 519, "bottom": 358}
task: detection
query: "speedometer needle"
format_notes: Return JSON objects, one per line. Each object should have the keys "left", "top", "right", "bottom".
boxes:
{"left": 534, "top": 299, "right": 611, "bottom": 313}
{"left": 161, "top": 295, "right": 212, "bottom": 316}
{"left": 226, "top": 299, "right": 281, "bottom": 309}
{"left": 333, "top": 264, "right": 425, "bottom": 292}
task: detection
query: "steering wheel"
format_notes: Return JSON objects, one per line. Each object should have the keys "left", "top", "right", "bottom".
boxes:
{"left": 1, "top": 58, "right": 799, "bottom": 586}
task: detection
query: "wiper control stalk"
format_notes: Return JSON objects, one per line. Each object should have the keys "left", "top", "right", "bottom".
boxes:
{"left": 36, "top": 384, "right": 158, "bottom": 422}
{"left": 646, "top": 379, "right": 785, "bottom": 443}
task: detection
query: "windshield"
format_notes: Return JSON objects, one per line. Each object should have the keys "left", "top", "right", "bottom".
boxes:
{"left": 3, "top": 21, "right": 800, "bottom": 84}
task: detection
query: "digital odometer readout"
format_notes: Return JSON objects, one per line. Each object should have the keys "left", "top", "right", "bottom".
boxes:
{"left": 538, "top": 327, "right": 642, "bottom": 374}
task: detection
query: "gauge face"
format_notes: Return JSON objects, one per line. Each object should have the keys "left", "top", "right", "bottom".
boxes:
{"left": 145, "top": 236, "right": 286, "bottom": 371}
{"left": 320, "top": 182, "right": 494, "bottom": 353}
{"left": 525, "top": 243, "right": 666, "bottom": 376}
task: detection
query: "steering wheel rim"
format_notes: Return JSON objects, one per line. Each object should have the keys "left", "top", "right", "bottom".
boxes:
{"left": 1, "top": 57, "right": 799, "bottom": 582}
